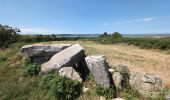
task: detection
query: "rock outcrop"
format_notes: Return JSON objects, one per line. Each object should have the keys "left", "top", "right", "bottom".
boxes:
{"left": 59, "top": 67, "right": 82, "bottom": 82}
{"left": 85, "top": 55, "right": 111, "bottom": 88}
{"left": 114, "top": 64, "right": 130, "bottom": 77}
{"left": 112, "top": 72, "right": 123, "bottom": 90}
{"left": 21, "top": 44, "right": 72, "bottom": 57}
{"left": 129, "top": 72, "right": 163, "bottom": 98}
{"left": 113, "top": 64, "right": 131, "bottom": 90}
{"left": 41, "top": 44, "right": 85, "bottom": 73}
{"left": 21, "top": 44, "right": 72, "bottom": 64}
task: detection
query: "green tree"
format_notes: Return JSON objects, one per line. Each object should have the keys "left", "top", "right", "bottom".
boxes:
{"left": 112, "top": 32, "right": 122, "bottom": 38}
{"left": 0, "top": 24, "right": 21, "bottom": 48}
{"left": 100, "top": 32, "right": 108, "bottom": 37}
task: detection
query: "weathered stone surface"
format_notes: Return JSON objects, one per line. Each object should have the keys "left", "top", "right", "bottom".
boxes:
{"left": 114, "top": 64, "right": 130, "bottom": 89}
{"left": 82, "top": 87, "right": 89, "bottom": 93}
{"left": 165, "top": 91, "right": 170, "bottom": 100}
{"left": 21, "top": 44, "right": 72, "bottom": 57}
{"left": 114, "top": 64, "right": 130, "bottom": 76}
{"left": 129, "top": 72, "right": 163, "bottom": 98}
{"left": 85, "top": 55, "right": 111, "bottom": 88}
{"left": 109, "top": 68, "right": 116, "bottom": 74}
{"left": 112, "top": 72, "right": 123, "bottom": 90}
{"left": 99, "top": 96, "right": 105, "bottom": 100}
{"left": 41, "top": 44, "right": 85, "bottom": 73}
{"left": 59, "top": 67, "right": 82, "bottom": 82}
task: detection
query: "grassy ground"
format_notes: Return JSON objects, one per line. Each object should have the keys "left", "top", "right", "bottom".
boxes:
{"left": 0, "top": 40, "right": 170, "bottom": 99}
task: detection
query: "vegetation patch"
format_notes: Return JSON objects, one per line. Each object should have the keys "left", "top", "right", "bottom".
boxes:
{"left": 39, "top": 71, "right": 82, "bottom": 100}
{"left": 95, "top": 85, "right": 116, "bottom": 99}
{"left": 97, "top": 32, "right": 170, "bottom": 50}
{"left": 22, "top": 58, "right": 41, "bottom": 76}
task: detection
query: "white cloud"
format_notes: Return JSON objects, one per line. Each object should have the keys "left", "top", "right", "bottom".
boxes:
{"left": 113, "top": 22, "right": 124, "bottom": 25}
{"left": 113, "top": 17, "right": 156, "bottom": 25}
{"left": 20, "top": 27, "right": 63, "bottom": 34}
{"left": 103, "top": 22, "right": 110, "bottom": 26}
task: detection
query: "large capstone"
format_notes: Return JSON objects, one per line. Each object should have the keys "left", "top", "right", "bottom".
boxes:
{"left": 41, "top": 44, "right": 85, "bottom": 73}
{"left": 85, "top": 55, "right": 111, "bottom": 88}
{"left": 59, "top": 67, "right": 82, "bottom": 83}
{"left": 21, "top": 44, "right": 72, "bottom": 64}
{"left": 21, "top": 44, "right": 72, "bottom": 57}
{"left": 129, "top": 72, "right": 163, "bottom": 98}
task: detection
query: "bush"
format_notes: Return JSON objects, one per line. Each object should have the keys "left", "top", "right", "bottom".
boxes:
{"left": 97, "top": 35, "right": 170, "bottom": 50}
{"left": 22, "top": 58, "right": 40, "bottom": 76}
{"left": 112, "top": 32, "right": 122, "bottom": 39}
{"left": 0, "top": 56, "right": 7, "bottom": 62}
{"left": 0, "top": 24, "right": 21, "bottom": 48}
{"left": 95, "top": 85, "right": 116, "bottom": 99}
{"left": 39, "top": 72, "right": 82, "bottom": 100}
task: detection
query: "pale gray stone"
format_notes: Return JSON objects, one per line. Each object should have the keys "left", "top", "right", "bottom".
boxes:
{"left": 85, "top": 55, "right": 111, "bottom": 88}
{"left": 59, "top": 67, "right": 82, "bottom": 82}
{"left": 114, "top": 64, "right": 130, "bottom": 76}
{"left": 165, "top": 90, "right": 170, "bottom": 100}
{"left": 109, "top": 68, "right": 116, "bottom": 73}
{"left": 41, "top": 44, "right": 85, "bottom": 73}
{"left": 112, "top": 72, "right": 123, "bottom": 90}
{"left": 129, "top": 72, "right": 163, "bottom": 98}
{"left": 82, "top": 87, "right": 89, "bottom": 93}
{"left": 21, "top": 44, "right": 72, "bottom": 57}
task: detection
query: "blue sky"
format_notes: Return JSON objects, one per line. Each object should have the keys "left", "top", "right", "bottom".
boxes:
{"left": 0, "top": 0, "right": 170, "bottom": 34}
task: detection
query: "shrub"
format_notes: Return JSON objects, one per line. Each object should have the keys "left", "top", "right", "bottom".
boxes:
{"left": 0, "top": 56, "right": 7, "bottom": 62}
{"left": 112, "top": 32, "right": 122, "bottom": 39}
{"left": 39, "top": 72, "right": 82, "bottom": 100}
{"left": 95, "top": 85, "right": 116, "bottom": 99}
{"left": 97, "top": 35, "right": 170, "bottom": 50}
{"left": 0, "top": 24, "right": 21, "bottom": 48}
{"left": 22, "top": 58, "right": 40, "bottom": 76}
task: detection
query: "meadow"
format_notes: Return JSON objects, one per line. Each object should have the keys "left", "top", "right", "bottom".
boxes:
{"left": 0, "top": 40, "right": 170, "bottom": 99}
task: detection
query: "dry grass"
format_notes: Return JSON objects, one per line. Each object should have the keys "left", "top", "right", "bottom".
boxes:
{"left": 1, "top": 41, "right": 170, "bottom": 99}
{"left": 46, "top": 40, "right": 170, "bottom": 87}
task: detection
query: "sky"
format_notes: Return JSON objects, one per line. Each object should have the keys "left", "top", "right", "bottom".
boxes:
{"left": 0, "top": 0, "right": 170, "bottom": 34}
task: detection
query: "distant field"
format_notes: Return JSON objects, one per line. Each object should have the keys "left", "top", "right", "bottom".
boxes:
{"left": 0, "top": 40, "right": 170, "bottom": 99}
{"left": 55, "top": 33, "right": 170, "bottom": 38}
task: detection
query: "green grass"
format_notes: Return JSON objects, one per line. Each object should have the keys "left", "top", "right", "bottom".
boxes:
{"left": 0, "top": 42, "right": 47, "bottom": 100}
{"left": 0, "top": 41, "right": 167, "bottom": 100}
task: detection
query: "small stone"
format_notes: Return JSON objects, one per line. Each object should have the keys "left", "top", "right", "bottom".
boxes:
{"left": 112, "top": 72, "right": 123, "bottom": 90}
{"left": 59, "top": 67, "right": 82, "bottom": 82}
{"left": 83, "top": 87, "right": 89, "bottom": 93}
{"left": 109, "top": 68, "right": 116, "bottom": 73}
{"left": 99, "top": 96, "right": 105, "bottom": 100}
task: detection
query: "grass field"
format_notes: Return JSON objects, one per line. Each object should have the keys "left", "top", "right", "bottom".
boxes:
{"left": 0, "top": 40, "right": 170, "bottom": 99}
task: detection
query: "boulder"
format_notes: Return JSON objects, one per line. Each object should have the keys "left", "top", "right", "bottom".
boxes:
{"left": 112, "top": 72, "right": 123, "bottom": 90}
{"left": 85, "top": 55, "right": 111, "bottom": 88}
{"left": 114, "top": 64, "right": 130, "bottom": 89}
{"left": 59, "top": 67, "right": 82, "bottom": 82}
{"left": 21, "top": 44, "right": 72, "bottom": 57}
{"left": 129, "top": 72, "right": 163, "bottom": 98}
{"left": 114, "top": 64, "right": 130, "bottom": 76}
{"left": 165, "top": 90, "right": 170, "bottom": 100}
{"left": 21, "top": 44, "right": 72, "bottom": 64}
{"left": 41, "top": 44, "right": 85, "bottom": 73}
